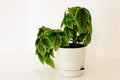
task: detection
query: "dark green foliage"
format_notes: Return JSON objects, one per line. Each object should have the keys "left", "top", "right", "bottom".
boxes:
{"left": 35, "top": 6, "right": 92, "bottom": 69}
{"left": 61, "top": 6, "right": 92, "bottom": 46}
{"left": 35, "top": 26, "right": 69, "bottom": 69}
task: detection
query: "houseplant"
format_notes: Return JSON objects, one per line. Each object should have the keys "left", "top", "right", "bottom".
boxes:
{"left": 35, "top": 6, "right": 92, "bottom": 77}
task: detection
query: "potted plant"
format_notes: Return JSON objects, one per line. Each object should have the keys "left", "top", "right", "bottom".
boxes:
{"left": 35, "top": 6, "right": 92, "bottom": 77}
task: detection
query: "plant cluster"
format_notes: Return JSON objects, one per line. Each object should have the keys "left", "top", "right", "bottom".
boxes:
{"left": 35, "top": 6, "right": 92, "bottom": 68}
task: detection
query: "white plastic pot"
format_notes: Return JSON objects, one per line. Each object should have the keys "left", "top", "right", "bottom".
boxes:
{"left": 57, "top": 47, "right": 86, "bottom": 77}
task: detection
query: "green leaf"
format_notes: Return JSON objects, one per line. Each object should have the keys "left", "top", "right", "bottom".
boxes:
{"left": 83, "top": 32, "right": 91, "bottom": 46}
{"left": 41, "top": 37, "right": 51, "bottom": 48}
{"left": 61, "top": 12, "right": 66, "bottom": 28}
{"left": 36, "top": 49, "right": 45, "bottom": 64}
{"left": 66, "top": 13, "right": 74, "bottom": 21}
{"left": 47, "top": 31, "right": 57, "bottom": 47}
{"left": 53, "top": 35, "right": 62, "bottom": 51}
{"left": 49, "top": 49, "right": 54, "bottom": 57}
{"left": 61, "top": 37, "right": 69, "bottom": 47}
{"left": 35, "top": 38, "right": 40, "bottom": 47}
{"left": 77, "top": 33, "right": 86, "bottom": 42}
{"left": 45, "top": 57, "right": 55, "bottom": 69}
{"left": 47, "top": 30, "right": 62, "bottom": 50}
{"left": 75, "top": 7, "right": 83, "bottom": 34}
{"left": 35, "top": 48, "right": 39, "bottom": 55}
{"left": 63, "top": 13, "right": 74, "bottom": 29}
{"left": 38, "top": 53, "right": 45, "bottom": 64}
{"left": 75, "top": 8, "right": 92, "bottom": 34}
{"left": 64, "top": 27, "right": 73, "bottom": 39}
{"left": 68, "top": 6, "right": 81, "bottom": 16}
{"left": 37, "top": 43, "right": 46, "bottom": 55}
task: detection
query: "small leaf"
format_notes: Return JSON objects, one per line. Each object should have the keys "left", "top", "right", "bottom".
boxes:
{"left": 64, "top": 27, "right": 73, "bottom": 39}
{"left": 37, "top": 26, "right": 45, "bottom": 38}
{"left": 59, "top": 31, "right": 66, "bottom": 37}
{"left": 61, "top": 12, "right": 66, "bottom": 28}
{"left": 38, "top": 43, "right": 46, "bottom": 55}
{"left": 36, "top": 49, "right": 45, "bottom": 64}
{"left": 68, "top": 6, "right": 81, "bottom": 16}
{"left": 35, "top": 48, "right": 39, "bottom": 55}
{"left": 41, "top": 37, "right": 51, "bottom": 48}
{"left": 47, "top": 32, "right": 57, "bottom": 48}
{"left": 35, "top": 38, "right": 40, "bottom": 47}
{"left": 83, "top": 32, "right": 91, "bottom": 46}
{"left": 45, "top": 57, "right": 55, "bottom": 69}
{"left": 77, "top": 33, "right": 86, "bottom": 42}
{"left": 49, "top": 49, "right": 54, "bottom": 57}
{"left": 61, "top": 37, "right": 69, "bottom": 47}
{"left": 53, "top": 35, "right": 62, "bottom": 51}
{"left": 38, "top": 53, "right": 45, "bottom": 64}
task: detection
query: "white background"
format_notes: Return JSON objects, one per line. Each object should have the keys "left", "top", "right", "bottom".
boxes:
{"left": 0, "top": 0, "right": 120, "bottom": 80}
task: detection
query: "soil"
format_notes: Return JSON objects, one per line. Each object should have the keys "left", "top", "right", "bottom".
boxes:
{"left": 61, "top": 43, "right": 85, "bottom": 48}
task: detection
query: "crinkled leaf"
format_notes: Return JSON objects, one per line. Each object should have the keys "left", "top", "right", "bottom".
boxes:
{"left": 64, "top": 27, "right": 73, "bottom": 39}
{"left": 47, "top": 32, "right": 57, "bottom": 48}
{"left": 38, "top": 43, "right": 46, "bottom": 55}
{"left": 47, "top": 31, "right": 62, "bottom": 50}
{"left": 61, "top": 12, "right": 66, "bottom": 28}
{"left": 36, "top": 49, "right": 45, "bottom": 64}
{"left": 75, "top": 7, "right": 83, "bottom": 34}
{"left": 38, "top": 53, "right": 45, "bottom": 64}
{"left": 63, "top": 13, "right": 74, "bottom": 29}
{"left": 53, "top": 35, "right": 62, "bottom": 51}
{"left": 68, "top": 6, "right": 81, "bottom": 16}
{"left": 75, "top": 8, "right": 92, "bottom": 34}
{"left": 37, "top": 26, "right": 52, "bottom": 38}
{"left": 45, "top": 57, "right": 55, "bottom": 69}
{"left": 61, "top": 37, "right": 69, "bottom": 47}
{"left": 59, "top": 31, "right": 67, "bottom": 38}
{"left": 41, "top": 37, "right": 51, "bottom": 48}
{"left": 35, "top": 48, "right": 39, "bottom": 55}
{"left": 77, "top": 33, "right": 86, "bottom": 42}
{"left": 49, "top": 49, "right": 54, "bottom": 57}
{"left": 84, "top": 32, "right": 91, "bottom": 46}
{"left": 35, "top": 38, "right": 40, "bottom": 47}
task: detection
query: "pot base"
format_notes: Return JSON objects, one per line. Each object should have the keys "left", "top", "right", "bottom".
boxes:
{"left": 59, "top": 68, "right": 85, "bottom": 77}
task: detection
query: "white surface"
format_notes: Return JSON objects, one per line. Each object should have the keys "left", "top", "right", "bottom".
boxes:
{"left": 0, "top": 51, "right": 120, "bottom": 80}
{"left": 0, "top": 0, "right": 120, "bottom": 80}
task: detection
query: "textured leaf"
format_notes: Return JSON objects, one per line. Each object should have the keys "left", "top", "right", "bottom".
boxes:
{"left": 59, "top": 31, "right": 66, "bottom": 37}
{"left": 49, "top": 49, "right": 54, "bottom": 57}
{"left": 47, "top": 30, "right": 62, "bottom": 50}
{"left": 38, "top": 43, "right": 46, "bottom": 55}
{"left": 77, "top": 33, "right": 86, "bottom": 42}
{"left": 68, "top": 6, "right": 81, "bottom": 16}
{"left": 47, "top": 32, "right": 57, "bottom": 48}
{"left": 41, "top": 37, "right": 51, "bottom": 48}
{"left": 35, "top": 38, "right": 40, "bottom": 47}
{"left": 53, "top": 35, "right": 62, "bottom": 51}
{"left": 38, "top": 53, "right": 45, "bottom": 64}
{"left": 61, "top": 37, "right": 69, "bottom": 47}
{"left": 64, "top": 27, "right": 73, "bottom": 39}
{"left": 35, "top": 48, "right": 39, "bottom": 55}
{"left": 61, "top": 12, "right": 66, "bottom": 28}
{"left": 45, "top": 57, "right": 55, "bottom": 69}
{"left": 35, "top": 49, "right": 45, "bottom": 64}
{"left": 75, "top": 8, "right": 92, "bottom": 34}
{"left": 83, "top": 32, "right": 91, "bottom": 46}
{"left": 74, "top": 7, "right": 82, "bottom": 34}
{"left": 66, "top": 13, "right": 74, "bottom": 21}
{"left": 45, "top": 53, "right": 55, "bottom": 68}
